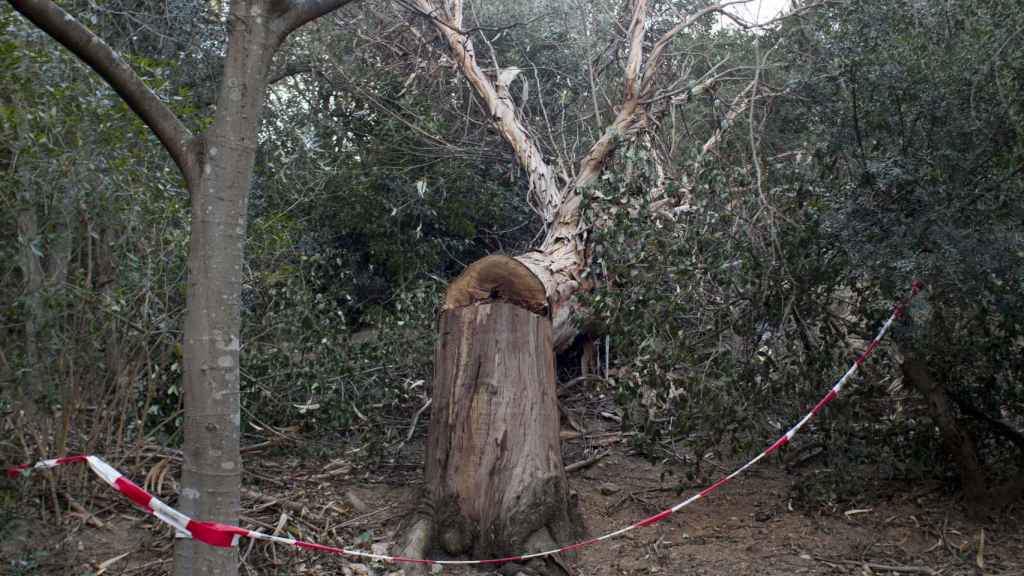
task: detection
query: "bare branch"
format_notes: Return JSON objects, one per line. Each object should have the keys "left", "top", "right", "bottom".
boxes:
{"left": 410, "top": 0, "right": 562, "bottom": 223}
{"left": 720, "top": 0, "right": 830, "bottom": 32}
{"left": 7, "top": 0, "right": 196, "bottom": 180}
{"left": 567, "top": 0, "right": 650, "bottom": 194}
{"left": 641, "top": 0, "right": 751, "bottom": 97}
{"left": 641, "top": 58, "right": 730, "bottom": 104}
{"left": 267, "top": 62, "right": 314, "bottom": 85}
{"left": 700, "top": 79, "right": 756, "bottom": 157}
{"left": 445, "top": 0, "right": 464, "bottom": 30}
{"left": 622, "top": 0, "right": 647, "bottom": 101}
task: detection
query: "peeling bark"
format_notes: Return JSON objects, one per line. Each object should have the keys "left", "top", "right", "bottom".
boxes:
{"left": 418, "top": 0, "right": 742, "bottom": 349}
{"left": 403, "top": 0, "right": 751, "bottom": 562}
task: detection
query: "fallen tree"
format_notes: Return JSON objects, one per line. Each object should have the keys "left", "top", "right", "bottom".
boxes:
{"left": 395, "top": 0, "right": 768, "bottom": 571}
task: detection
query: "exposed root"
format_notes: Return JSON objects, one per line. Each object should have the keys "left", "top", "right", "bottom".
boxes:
{"left": 395, "top": 516, "right": 433, "bottom": 575}
{"left": 522, "top": 526, "right": 574, "bottom": 576}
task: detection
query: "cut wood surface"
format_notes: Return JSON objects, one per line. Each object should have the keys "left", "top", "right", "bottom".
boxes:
{"left": 444, "top": 255, "right": 547, "bottom": 316}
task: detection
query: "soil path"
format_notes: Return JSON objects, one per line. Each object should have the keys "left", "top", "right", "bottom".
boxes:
{"left": 3, "top": 439, "right": 1022, "bottom": 575}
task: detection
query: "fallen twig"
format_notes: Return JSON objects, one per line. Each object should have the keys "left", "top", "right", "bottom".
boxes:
{"left": 242, "top": 488, "right": 326, "bottom": 523}
{"left": 65, "top": 492, "right": 105, "bottom": 528}
{"left": 95, "top": 551, "right": 130, "bottom": 575}
{"left": 394, "top": 397, "right": 432, "bottom": 454}
{"left": 337, "top": 504, "right": 396, "bottom": 528}
{"left": 557, "top": 374, "right": 607, "bottom": 397}
{"left": 122, "top": 558, "right": 170, "bottom": 574}
{"left": 565, "top": 450, "right": 609, "bottom": 473}
{"left": 240, "top": 438, "right": 287, "bottom": 454}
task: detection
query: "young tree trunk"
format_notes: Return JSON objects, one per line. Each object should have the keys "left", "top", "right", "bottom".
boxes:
{"left": 8, "top": 1, "right": 358, "bottom": 574}
{"left": 46, "top": 182, "right": 76, "bottom": 288}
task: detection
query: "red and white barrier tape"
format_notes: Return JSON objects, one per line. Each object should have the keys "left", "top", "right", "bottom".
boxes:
{"left": 4, "top": 282, "right": 924, "bottom": 565}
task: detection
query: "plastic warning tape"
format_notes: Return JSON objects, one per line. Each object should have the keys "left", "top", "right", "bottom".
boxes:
{"left": 5, "top": 282, "right": 924, "bottom": 565}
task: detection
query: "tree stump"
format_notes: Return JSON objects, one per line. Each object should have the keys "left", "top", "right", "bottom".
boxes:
{"left": 400, "top": 257, "right": 578, "bottom": 569}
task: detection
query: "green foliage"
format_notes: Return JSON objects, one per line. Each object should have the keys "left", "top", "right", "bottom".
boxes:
{"left": 583, "top": 142, "right": 852, "bottom": 470}
{"left": 790, "top": 0, "right": 1024, "bottom": 478}
{"left": 0, "top": 7, "right": 191, "bottom": 456}
{"left": 4, "top": 0, "right": 1020, "bottom": 502}
{"left": 586, "top": 0, "right": 1023, "bottom": 494}
{"left": 236, "top": 22, "right": 540, "bottom": 444}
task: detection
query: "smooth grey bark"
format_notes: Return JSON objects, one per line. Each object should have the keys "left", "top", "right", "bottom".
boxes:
{"left": 6, "top": 0, "right": 358, "bottom": 573}
{"left": 173, "top": 1, "right": 278, "bottom": 572}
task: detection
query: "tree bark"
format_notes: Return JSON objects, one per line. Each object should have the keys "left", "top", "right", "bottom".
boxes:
{"left": 15, "top": 176, "right": 44, "bottom": 418}
{"left": 900, "top": 355, "right": 987, "bottom": 505}
{"left": 174, "top": 1, "right": 283, "bottom": 572}
{"left": 415, "top": 296, "right": 578, "bottom": 564}
{"left": 46, "top": 181, "right": 75, "bottom": 288}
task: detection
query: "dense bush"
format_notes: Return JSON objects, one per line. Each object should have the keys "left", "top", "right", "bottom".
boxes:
{"left": 585, "top": 0, "right": 1024, "bottom": 499}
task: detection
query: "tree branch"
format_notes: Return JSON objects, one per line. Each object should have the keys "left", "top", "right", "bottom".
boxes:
{"left": 568, "top": 0, "right": 648, "bottom": 194}
{"left": 700, "top": 79, "right": 756, "bottom": 157}
{"left": 950, "top": 393, "right": 1024, "bottom": 457}
{"left": 410, "top": 0, "right": 562, "bottom": 223}
{"left": 7, "top": 0, "right": 196, "bottom": 181}
{"left": 622, "top": 0, "right": 646, "bottom": 101}
{"left": 275, "top": 0, "right": 359, "bottom": 43}
{"left": 267, "top": 62, "right": 314, "bottom": 85}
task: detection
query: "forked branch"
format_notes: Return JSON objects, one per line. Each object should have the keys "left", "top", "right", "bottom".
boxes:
{"left": 641, "top": 1, "right": 752, "bottom": 98}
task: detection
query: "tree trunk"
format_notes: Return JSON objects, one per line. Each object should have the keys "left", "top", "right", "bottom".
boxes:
{"left": 174, "top": 4, "right": 279, "bottom": 574}
{"left": 401, "top": 259, "right": 578, "bottom": 569}
{"left": 16, "top": 182, "right": 44, "bottom": 410}
{"left": 46, "top": 181, "right": 75, "bottom": 288}
{"left": 900, "top": 355, "right": 987, "bottom": 504}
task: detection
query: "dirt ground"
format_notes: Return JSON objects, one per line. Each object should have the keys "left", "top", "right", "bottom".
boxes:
{"left": 4, "top": 429, "right": 1023, "bottom": 576}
